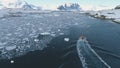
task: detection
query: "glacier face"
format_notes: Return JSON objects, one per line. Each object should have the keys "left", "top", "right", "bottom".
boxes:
{"left": 0, "top": 11, "right": 84, "bottom": 59}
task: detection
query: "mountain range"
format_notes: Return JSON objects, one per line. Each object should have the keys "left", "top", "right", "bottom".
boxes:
{"left": 0, "top": 1, "right": 41, "bottom": 10}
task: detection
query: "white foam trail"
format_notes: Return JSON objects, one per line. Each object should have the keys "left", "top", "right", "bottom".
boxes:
{"left": 77, "top": 39, "right": 88, "bottom": 68}
{"left": 77, "top": 38, "right": 111, "bottom": 68}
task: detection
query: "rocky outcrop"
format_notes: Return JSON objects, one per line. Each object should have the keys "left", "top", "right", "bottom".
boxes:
{"left": 115, "top": 5, "right": 120, "bottom": 9}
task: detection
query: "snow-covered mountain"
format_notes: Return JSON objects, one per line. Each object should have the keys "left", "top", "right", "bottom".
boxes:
{"left": 57, "top": 3, "right": 81, "bottom": 11}
{"left": 0, "top": 0, "right": 42, "bottom": 18}
{"left": 21, "top": 1, "right": 41, "bottom": 10}
{"left": 0, "top": 0, "right": 41, "bottom": 10}
{"left": 87, "top": 5, "right": 120, "bottom": 23}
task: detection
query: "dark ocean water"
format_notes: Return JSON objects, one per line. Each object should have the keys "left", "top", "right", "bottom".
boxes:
{"left": 0, "top": 13, "right": 120, "bottom": 68}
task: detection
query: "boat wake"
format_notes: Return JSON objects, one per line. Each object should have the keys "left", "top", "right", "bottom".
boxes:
{"left": 89, "top": 42, "right": 120, "bottom": 60}
{"left": 76, "top": 37, "right": 111, "bottom": 68}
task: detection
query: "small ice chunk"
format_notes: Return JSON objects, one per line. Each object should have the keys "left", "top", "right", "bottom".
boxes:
{"left": 17, "top": 27, "right": 22, "bottom": 31}
{"left": 38, "top": 28, "right": 42, "bottom": 30}
{"left": 74, "top": 23, "right": 78, "bottom": 25}
{"left": 10, "top": 60, "right": 14, "bottom": 64}
{"left": 22, "top": 38, "right": 29, "bottom": 43}
{"left": 54, "top": 14, "right": 60, "bottom": 17}
{"left": 23, "top": 38, "right": 29, "bottom": 41}
{"left": 0, "top": 42, "right": 7, "bottom": 46}
{"left": 58, "top": 29, "right": 61, "bottom": 31}
{"left": 0, "top": 46, "right": 4, "bottom": 49}
{"left": 34, "top": 39, "right": 39, "bottom": 42}
{"left": 59, "top": 33, "right": 64, "bottom": 35}
{"left": 41, "top": 32, "right": 50, "bottom": 35}
{"left": 51, "top": 34, "right": 56, "bottom": 37}
{"left": 2, "top": 18, "right": 6, "bottom": 21}
{"left": 26, "top": 23, "right": 30, "bottom": 25}
{"left": 6, "top": 33, "right": 12, "bottom": 36}
{"left": 5, "top": 45, "right": 16, "bottom": 51}
{"left": 64, "top": 38, "right": 70, "bottom": 42}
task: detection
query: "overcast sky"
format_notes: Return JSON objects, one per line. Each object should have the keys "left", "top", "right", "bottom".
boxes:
{"left": 0, "top": 0, "right": 120, "bottom": 10}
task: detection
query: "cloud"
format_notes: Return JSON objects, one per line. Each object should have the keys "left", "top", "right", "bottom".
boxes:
{"left": 1, "top": 0, "right": 17, "bottom": 4}
{"left": 81, "top": 5, "right": 94, "bottom": 10}
{"left": 0, "top": 0, "right": 17, "bottom": 7}
{"left": 81, "top": 5, "right": 111, "bottom": 11}
{"left": 0, "top": 0, "right": 24, "bottom": 8}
